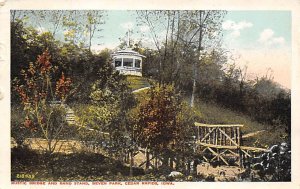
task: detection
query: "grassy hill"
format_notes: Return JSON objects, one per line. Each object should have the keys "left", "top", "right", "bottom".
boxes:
{"left": 192, "top": 99, "right": 286, "bottom": 147}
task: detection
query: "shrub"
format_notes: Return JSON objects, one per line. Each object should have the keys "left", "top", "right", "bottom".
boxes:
{"left": 250, "top": 142, "right": 291, "bottom": 181}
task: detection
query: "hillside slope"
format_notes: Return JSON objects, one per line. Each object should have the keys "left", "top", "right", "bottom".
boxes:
{"left": 192, "top": 99, "right": 286, "bottom": 147}
{"left": 125, "top": 75, "right": 285, "bottom": 148}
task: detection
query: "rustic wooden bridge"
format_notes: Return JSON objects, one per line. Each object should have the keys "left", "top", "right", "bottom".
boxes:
{"left": 194, "top": 122, "right": 268, "bottom": 167}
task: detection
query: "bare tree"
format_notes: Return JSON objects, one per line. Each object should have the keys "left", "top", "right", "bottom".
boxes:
{"left": 177, "top": 10, "right": 226, "bottom": 107}
{"left": 136, "top": 10, "right": 182, "bottom": 84}
{"left": 85, "top": 10, "right": 106, "bottom": 52}
{"left": 137, "top": 10, "right": 226, "bottom": 106}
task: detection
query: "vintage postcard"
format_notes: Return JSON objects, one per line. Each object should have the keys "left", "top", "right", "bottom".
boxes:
{"left": 0, "top": 0, "right": 300, "bottom": 188}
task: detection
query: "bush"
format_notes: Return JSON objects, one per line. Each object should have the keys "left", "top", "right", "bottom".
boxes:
{"left": 11, "top": 106, "right": 32, "bottom": 147}
{"left": 250, "top": 142, "right": 291, "bottom": 181}
{"left": 11, "top": 146, "right": 40, "bottom": 165}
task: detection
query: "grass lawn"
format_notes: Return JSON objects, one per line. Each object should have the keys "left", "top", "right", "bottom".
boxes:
{"left": 125, "top": 76, "right": 151, "bottom": 91}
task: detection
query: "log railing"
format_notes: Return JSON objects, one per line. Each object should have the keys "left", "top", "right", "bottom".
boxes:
{"left": 194, "top": 122, "right": 268, "bottom": 167}
{"left": 195, "top": 122, "right": 243, "bottom": 147}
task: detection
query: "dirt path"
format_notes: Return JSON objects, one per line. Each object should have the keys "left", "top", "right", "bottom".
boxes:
{"left": 132, "top": 86, "right": 150, "bottom": 93}
{"left": 11, "top": 137, "right": 105, "bottom": 154}
{"left": 242, "top": 130, "right": 266, "bottom": 138}
{"left": 197, "top": 162, "right": 245, "bottom": 181}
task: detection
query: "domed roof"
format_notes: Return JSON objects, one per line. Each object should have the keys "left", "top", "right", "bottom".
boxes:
{"left": 111, "top": 48, "right": 146, "bottom": 58}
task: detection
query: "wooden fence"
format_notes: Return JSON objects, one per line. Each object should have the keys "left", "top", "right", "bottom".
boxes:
{"left": 194, "top": 122, "right": 268, "bottom": 167}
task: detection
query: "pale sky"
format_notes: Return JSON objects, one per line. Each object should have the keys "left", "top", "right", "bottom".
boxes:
{"left": 222, "top": 11, "right": 291, "bottom": 89}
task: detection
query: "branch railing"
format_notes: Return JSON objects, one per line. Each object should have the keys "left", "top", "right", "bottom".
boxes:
{"left": 194, "top": 122, "right": 268, "bottom": 167}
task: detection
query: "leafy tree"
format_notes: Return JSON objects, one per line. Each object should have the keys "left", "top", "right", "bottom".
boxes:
{"left": 11, "top": 19, "right": 65, "bottom": 100}
{"left": 13, "top": 50, "right": 73, "bottom": 173}
{"left": 11, "top": 20, "right": 39, "bottom": 81}
{"left": 171, "top": 101, "right": 197, "bottom": 173}
{"left": 134, "top": 84, "right": 190, "bottom": 169}
{"left": 135, "top": 85, "right": 179, "bottom": 149}
{"left": 11, "top": 17, "right": 115, "bottom": 107}
{"left": 11, "top": 105, "right": 32, "bottom": 148}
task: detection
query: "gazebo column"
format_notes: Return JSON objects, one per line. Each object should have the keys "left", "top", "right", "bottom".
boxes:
{"left": 121, "top": 57, "right": 124, "bottom": 67}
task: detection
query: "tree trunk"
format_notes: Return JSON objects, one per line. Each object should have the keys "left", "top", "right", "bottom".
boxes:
{"left": 190, "top": 58, "right": 198, "bottom": 107}
{"left": 130, "top": 150, "right": 134, "bottom": 176}
{"left": 155, "top": 151, "right": 158, "bottom": 169}
{"left": 190, "top": 75, "right": 197, "bottom": 107}
{"left": 182, "top": 156, "right": 186, "bottom": 173}
{"left": 191, "top": 11, "right": 203, "bottom": 108}
{"left": 162, "top": 150, "right": 169, "bottom": 167}
{"left": 175, "top": 154, "right": 180, "bottom": 170}
{"left": 146, "top": 148, "right": 150, "bottom": 170}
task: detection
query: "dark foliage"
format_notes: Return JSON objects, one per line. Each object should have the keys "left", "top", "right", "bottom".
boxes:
{"left": 11, "top": 147, "right": 145, "bottom": 181}
{"left": 250, "top": 142, "right": 291, "bottom": 181}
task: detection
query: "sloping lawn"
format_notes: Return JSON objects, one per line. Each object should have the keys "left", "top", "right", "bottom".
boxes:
{"left": 126, "top": 76, "right": 151, "bottom": 91}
